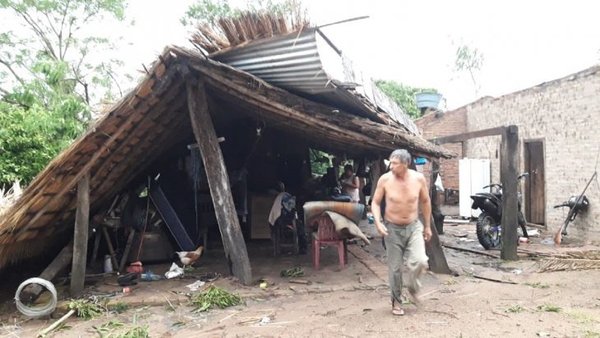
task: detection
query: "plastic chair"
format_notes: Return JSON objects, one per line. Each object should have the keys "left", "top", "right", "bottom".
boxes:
{"left": 311, "top": 215, "right": 347, "bottom": 270}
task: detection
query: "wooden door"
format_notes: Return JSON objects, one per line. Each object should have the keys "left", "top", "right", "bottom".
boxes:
{"left": 524, "top": 141, "right": 545, "bottom": 225}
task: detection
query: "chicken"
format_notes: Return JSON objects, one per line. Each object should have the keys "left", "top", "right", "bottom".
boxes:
{"left": 176, "top": 246, "right": 204, "bottom": 268}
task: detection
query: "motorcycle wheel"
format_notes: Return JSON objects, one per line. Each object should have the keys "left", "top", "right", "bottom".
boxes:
{"left": 476, "top": 213, "right": 501, "bottom": 250}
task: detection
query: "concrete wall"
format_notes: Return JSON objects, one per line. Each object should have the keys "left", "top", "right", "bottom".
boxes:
{"left": 464, "top": 66, "right": 600, "bottom": 241}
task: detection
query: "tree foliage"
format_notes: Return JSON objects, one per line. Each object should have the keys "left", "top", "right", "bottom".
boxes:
{"left": 454, "top": 44, "right": 484, "bottom": 95}
{"left": 375, "top": 80, "right": 438, "bottom": 119}
{"left": 0, "top": 0, "right": 129, "bottom": 106}
{"left": 0, "top": 0, "right": 129, "bottom": 187}
{"left": 0, "top": 101, "right": 85, "bottom": 187}
{"left": 181, "top": 0, "right": 300, "bottom": 28}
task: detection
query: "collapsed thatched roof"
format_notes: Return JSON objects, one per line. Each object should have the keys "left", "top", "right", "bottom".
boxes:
{"left": 0, "top": 45, "right": 452, "bottom": 269}
{"left": 191, "top": 10, "right": 309, "bottom": 54}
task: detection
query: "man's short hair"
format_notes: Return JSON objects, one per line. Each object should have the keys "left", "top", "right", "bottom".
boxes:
{"left": 343, "top": 164, "right": 353, "bottom": 171}
{"left": 389, "top": 149, "right": 412, "bottom": 165}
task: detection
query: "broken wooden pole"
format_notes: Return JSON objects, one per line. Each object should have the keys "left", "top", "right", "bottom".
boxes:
{"left": 424, "top": 158, "right": 452, "bottom": 274}
{"left": 500, "top": 125, "right": 519, "bottom": 260}
{"left": 21, "top": 242, "right": 73, "bottom": 302}
{"left": 70, "top": 173, "right": 90, "bottom": 297}
{"left": 186, "top": 80, "right": 252, "bottom": 285}
{"left": 425, "top": 214, "right": 452, "bottom": 274}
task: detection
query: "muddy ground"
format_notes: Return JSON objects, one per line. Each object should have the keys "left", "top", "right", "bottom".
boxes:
{"left": 1, "top": 220, "right": 600, "bottom": 338}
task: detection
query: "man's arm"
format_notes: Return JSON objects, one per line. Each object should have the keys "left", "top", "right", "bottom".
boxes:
{"left": 371, "top": 175, "right": 388, "bottom": 237}
{"left": 418, "top": 174, "right": 432, "bottom": 242}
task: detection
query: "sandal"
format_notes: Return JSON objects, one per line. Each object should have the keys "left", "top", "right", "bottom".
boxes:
{"left": 391, "top": 299, "right": 405, "bottom": 316}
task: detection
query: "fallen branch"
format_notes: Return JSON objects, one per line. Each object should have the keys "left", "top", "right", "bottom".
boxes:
{"left": 442, "top": 243, "right": 500, "bottom": 258}
{"left": 472, "top": 275, "right": 517, "bottom": 285}
{"left": 37, "top": 309, "right": 75, "bottom": 337}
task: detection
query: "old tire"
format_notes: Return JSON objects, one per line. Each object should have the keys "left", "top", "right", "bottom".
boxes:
{"left": 476, "top": 213, "right": 501, "bottom": 250}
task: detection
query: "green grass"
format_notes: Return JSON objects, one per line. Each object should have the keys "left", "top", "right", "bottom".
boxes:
{"left": 583, "top": 330, "right": 600, "bottom": 338}
{"left": 118, "top": 325, "right": 149, "bottom": 338}
{"left": 525, "top": 282, "right": 550, "bottom": 289}
{"left": 537, "top": 304, "right": 562, "bottom": 313}
{"left": 109, "top": 302, "right": 129, "bottom": 314}
{"left": 68, "top": 299, "right": 104, "bottom": 320}
{"left": 190, "top": 285, "right": 243, "bottom": 312}
{"left": 506, "top": 304, "right": 525, "bottom": 313}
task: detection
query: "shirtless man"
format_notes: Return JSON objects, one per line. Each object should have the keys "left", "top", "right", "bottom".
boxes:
{"left": 371, "top": 149, "right": 432, "bottom": 316}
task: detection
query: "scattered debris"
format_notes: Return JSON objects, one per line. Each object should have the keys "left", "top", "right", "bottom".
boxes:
{"left": 472, "top": 275, "right": 517, "bottom": 285}
{"left": 259, "top": 316, "right": 271, "bottom": 326}
{"left": 190, "top": 286, "right": 243, "bottom": 312}
{"left": 537, "top": 304, "right": 561, "bottom": 313}
{"left": 37, "top": 309, "right": 76, "bottom": 337}
{"left": 165, "top": 263, "right": 184, "bottom": 279}
{"left": 185, "top": 280, "right": 206, "bottom": 292}
{"left": 506, "top": 304, "right": 525, "bottom": 313}
{"left": 68, "top": 298, "right": 104, "bottom": 320}
{"left": 442, "top": 243, "right": 500, "bottom": 259}
{"left": 538, "top": 258, "right": 600, "bottom": 272}
{"left": 289, "top": 279, "right": 311, "bottom": 285}
{"left": 140, "top": 271, "right": 163, "bottom": 281}
{"left": 15, "top": 277, "right": 58, "bottom": 318}
{"left": 280, "top": 267, "right": 304, "bottom": 278}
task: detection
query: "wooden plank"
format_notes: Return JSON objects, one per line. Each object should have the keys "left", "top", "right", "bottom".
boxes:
{"left": 70, "top": 173, "right": 90, "bottom": 297}
{"left": 500, "top": 125, "right": 519, "bottom": 260}
{"left": 425, "top": 159, "right": 452, "bottom": 274}
{"left": 186, "top": 80, "right": 252, "bottom": 285}
{"left": 432, "top": 126, "right": 505, "bottom": 144}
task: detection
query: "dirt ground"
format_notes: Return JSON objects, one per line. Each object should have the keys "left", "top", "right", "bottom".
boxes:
{"left": 1, "top": 220, "right": 600, "bottom": 338}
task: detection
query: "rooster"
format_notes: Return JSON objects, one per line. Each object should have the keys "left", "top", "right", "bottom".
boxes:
{"left": 175, "top": 246, "right": 204, "bottom": 269}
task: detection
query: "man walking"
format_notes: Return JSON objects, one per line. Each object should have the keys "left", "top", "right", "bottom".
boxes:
{"left": 371, "top": 149, "right": 432, "bottom": 316}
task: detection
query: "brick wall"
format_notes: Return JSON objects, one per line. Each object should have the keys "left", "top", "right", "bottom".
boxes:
{"left": 415, "top": 108, "right": 467, "bottom": 191}
{"left": 464, "top": 66, "right": 600, "bottom": 241}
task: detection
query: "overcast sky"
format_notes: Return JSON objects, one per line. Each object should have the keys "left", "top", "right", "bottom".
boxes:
{"left": 5, "top": 0, "right": 599, "bottom": 110}
{"left": 121, "top": 0, "right": 600, "bottom": 110}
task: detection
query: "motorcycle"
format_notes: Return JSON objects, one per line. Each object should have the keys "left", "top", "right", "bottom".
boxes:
{"left": 470, "top": 173, "right": 529, "bottom": 250}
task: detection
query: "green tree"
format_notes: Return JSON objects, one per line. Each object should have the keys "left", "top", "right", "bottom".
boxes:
{"left": 0, "top": 101, "right": 85, "bottom": 186}
{"left": 375, "top": 80, "right": 438, "bottom": 119}
{"left": 0, "top": 0, "right": 129, "bottom": 108}
{"left": 0, "top": 0, "right": 130, "bottom": 186}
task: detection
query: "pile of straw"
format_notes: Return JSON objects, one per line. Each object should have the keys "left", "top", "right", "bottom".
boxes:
{"left": 191, "top": 8, "right": 309, "bottom": 54}
{"left": 0, "top": 181, "right": 22, "bottom": 218}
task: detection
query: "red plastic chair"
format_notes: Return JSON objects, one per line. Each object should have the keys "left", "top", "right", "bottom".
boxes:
{"left": 311, "top": 215, "right": 347, "bottom": 270}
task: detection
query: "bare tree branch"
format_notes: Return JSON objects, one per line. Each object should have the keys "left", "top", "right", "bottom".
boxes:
{"left": 15, "top": 9, "right": 58, "bottom": 60}
{"left": 0, "top": 58, "right": 26, "bottom": 86}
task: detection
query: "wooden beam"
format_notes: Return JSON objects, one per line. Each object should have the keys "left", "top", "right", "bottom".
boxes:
{"left": 21, "top": 242, "right": 73, "bottom": 302}
{"left": 186, "top": 80, "right": 252, "bottom": 285}
{"left": 500, "top": 125, "right": 519, "bottom": 260}
{"left": 70, "top": 173, "right": 90, "bottom": 297}
{"left": 432, "top": 126, "right": 506, "bottom": 144}
{"left": 425, "top": 160, "right": 452, "bottom": 274}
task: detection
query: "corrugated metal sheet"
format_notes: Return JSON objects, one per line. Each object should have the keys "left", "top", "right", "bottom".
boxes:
{"left": 212, "top": 28, "right": 419, "bottom": 134}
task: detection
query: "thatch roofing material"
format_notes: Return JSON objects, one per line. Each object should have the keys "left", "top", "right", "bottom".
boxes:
{"left": 0, "top": 46, "right": 451, "bottom": 269}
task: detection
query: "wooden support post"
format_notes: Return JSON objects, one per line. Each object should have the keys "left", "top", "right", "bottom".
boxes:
{"left": 425, "top": 159, "right": 452, "bottom": 274}
{"left": 70, "top": 173, "right": 90, "bottom": 297}
{"left": 186, "top": 80, "right": 252, "bottom": 285}
{"left": 501, "top": 125, "right": 519, "bottom": 260}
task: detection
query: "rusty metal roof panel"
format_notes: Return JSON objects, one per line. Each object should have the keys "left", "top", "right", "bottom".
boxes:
{"left": 212, "top": 28, "right": 418, "bottom": 134}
